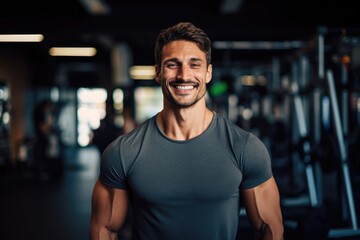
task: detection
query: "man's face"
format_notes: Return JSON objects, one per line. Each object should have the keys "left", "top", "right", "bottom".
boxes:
{"left": 155, "top": 40, "right": 212, "bottom": 108}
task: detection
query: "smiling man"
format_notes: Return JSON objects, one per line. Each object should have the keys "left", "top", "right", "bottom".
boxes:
{"left": 90, "top": 22, "right": 284, "bottom": 240}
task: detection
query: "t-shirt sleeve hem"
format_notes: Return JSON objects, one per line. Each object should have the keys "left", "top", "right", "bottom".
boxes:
{"left": 99, "top": 175, "right": 129, "bottom": 190}
{"left": 239, "top": 173, "right": 273, "bottom": 190}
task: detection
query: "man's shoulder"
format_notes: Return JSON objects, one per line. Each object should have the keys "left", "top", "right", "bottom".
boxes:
{"left": 109, "top": 116, "right": 155, "bottom": 147}
{"left": 102, "top": 116, "right": 155, "bottom": 159}
{"left": 213, "top": 112, "right": 248, "bottom": 135}
{"left": 123, "top": 116, "right": 155, "bottom": 137}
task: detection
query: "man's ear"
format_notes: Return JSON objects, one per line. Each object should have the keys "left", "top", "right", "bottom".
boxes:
{"left": 155, "top": 65, "right": 161, "bottom": 84}
{"left": 206, "top": 64, "right": 212, "bottom": 84}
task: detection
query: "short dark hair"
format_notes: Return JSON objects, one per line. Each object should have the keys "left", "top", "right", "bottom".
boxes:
{"left": 154, "top": 22, "right": 212, "bottom": 67}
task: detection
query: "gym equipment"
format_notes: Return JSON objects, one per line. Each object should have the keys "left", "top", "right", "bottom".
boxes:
{"left": 291, "top": 80, "right": 319, "bottom": 207}
{"left": 326, "top": 69, "right": 360, "bottom": 238}
{"left": 281, "top": 28, "right": 360, "bottom": 238}
{"left": 295, "top": 27, "right": 359, "bottom": 238}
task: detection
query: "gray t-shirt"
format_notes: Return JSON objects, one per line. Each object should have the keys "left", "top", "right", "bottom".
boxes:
{"left": 100, "top": 112, "right": 273, "bottom": 240}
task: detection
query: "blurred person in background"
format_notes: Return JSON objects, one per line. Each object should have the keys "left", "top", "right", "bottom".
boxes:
{"left": 33, "top": 100, "right": 64, "bottom": 182}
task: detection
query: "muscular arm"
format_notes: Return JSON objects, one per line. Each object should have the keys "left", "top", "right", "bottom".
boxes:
{"left": 241, "top": 176, "right": 284, "bottom": 240}
{"left": 89, "top": 180, "right": 129, "bottom": 240}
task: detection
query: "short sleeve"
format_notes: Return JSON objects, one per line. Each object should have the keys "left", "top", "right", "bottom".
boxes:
{"left": 99, "top": 138, "right": 128, "bottom": 189}
{"left": 240, "top": 133, "right": 273, "bottom": 189}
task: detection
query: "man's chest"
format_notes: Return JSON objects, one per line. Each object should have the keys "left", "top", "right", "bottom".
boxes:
{"left": 127, "top": 143, "right": 242, "bottom": 203}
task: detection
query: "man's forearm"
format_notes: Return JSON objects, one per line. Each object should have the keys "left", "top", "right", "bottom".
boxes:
{"left": 255, "top": 222, "right": 283, "bottom": 240}
{"left": 90, "top": 225, "right": 118, "bottom": 240}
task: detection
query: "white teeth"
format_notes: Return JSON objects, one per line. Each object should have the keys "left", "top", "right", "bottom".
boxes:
{"left": 175, "top": 85, "right": 193, "bottom": 90}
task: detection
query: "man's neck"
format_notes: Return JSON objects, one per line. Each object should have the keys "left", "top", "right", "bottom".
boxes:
{"left": 157, "top": 106, "right": 213, "bottom": 141}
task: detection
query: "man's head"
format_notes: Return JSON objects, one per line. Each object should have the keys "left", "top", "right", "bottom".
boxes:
{"left": 154, "top": 23, "right": 213, "bottom": 108}
{"left": 154, "top": 22, "right": 211, "bottom": 67}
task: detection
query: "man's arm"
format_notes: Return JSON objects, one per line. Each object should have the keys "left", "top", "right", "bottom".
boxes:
{"left": 90, "top": 180, "right": 129, "bottom": 240}
{"left": 241, "top": 176, "right": 284, "bottom": 240}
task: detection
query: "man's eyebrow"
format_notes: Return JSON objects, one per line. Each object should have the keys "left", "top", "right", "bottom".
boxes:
{"left": 164, "top": 58, "right": 204, "bottom": 63}
{"left": 163, "top": 58, "right": 179, "bottom": 64}
{"left": 189, "top": 58, "right": 204, "bottom": 62}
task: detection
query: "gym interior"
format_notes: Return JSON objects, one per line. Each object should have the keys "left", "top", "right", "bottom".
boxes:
{"left": 0, "top": 1, "right": 360, "bottom": 239}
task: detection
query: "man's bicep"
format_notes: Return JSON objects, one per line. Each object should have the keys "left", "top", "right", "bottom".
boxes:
{"left": 90, "top": 180, "right": 129, "bottom": 239}
{"left": 240, "top": 133, "right": 273, "bottom": 189}
{"left": 241, "top": 177, "right": 284, "bottom": 239}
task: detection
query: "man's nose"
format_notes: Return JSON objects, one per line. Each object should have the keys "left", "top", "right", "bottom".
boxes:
{"left": 176, "top": 65, "right": 190, "bottom": 80}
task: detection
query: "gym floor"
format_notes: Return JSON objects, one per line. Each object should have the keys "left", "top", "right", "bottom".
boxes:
{"left": 0, "top": 146, "right": 359, "bottom": 240}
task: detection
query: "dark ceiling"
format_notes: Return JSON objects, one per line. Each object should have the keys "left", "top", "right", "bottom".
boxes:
{"left": 0, "top": 0, "right": 359, "bottom": 86}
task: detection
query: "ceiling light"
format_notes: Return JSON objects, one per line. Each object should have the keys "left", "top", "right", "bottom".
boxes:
{"left": 129, "top": 66, "right": 156, "bottom": 80}
{"left": 213, "top": 41, "right": 304, "bottom": 50}
{"left": 49, "top": 47, "right": 97, "bottom": 57}
{"left": 0, "top": 34, "right": 44, "bottom": 42}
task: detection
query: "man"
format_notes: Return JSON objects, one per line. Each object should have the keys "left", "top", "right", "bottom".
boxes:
{"left": 90, "top": 22, "right": 284, "bottom": 240}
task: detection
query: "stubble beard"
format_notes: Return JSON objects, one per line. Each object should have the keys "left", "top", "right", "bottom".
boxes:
{"left": 162, "top": 81, "right": 207, "bottom": 108}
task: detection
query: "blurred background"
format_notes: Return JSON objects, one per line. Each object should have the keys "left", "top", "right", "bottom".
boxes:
{"left": 0, "top": 0, "right": 360, "bottom": 239}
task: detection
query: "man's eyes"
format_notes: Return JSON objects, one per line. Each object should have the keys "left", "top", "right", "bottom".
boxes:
{"left": 165, "top": 63, "right": 202, "bottom": 68}
{"left": 191, "top": 63, "right": 201, "bottom": 68}
{"left": 166, "top": 63, "right": 179, "bottom": 68}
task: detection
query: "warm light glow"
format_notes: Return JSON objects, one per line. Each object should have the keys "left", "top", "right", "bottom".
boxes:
{"left": 0, "top": 34, "right": 44, "bottom": 42}
{"left": 49, "top": 47, "right": 97, "bottom": 57}
{"left": 129, "top": 65, "right": 156, "bottom": 80}
{"left": 79, "top": 0, "right": 111, "bottom": 15}
{"left": 241, "top": 75, "right": 256, "bottom": 86}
